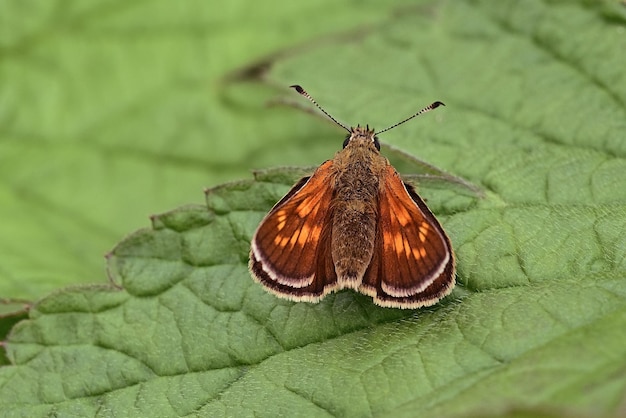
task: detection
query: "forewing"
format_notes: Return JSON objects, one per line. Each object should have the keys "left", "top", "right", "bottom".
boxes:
{"left": 361, "top": 165, "right": 455, "bottom": 308}
{"left": 250, "top": 160, "right": 338, "bottom": 301}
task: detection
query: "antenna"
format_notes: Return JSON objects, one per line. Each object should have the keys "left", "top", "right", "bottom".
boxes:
{"left": 375, "top": 101, "right": 445, "bottom": 135}
{"left": 290, "top": 85, "right": 351, "bottom": 133}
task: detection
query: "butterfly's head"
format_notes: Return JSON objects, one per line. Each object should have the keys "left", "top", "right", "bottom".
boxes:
{"left": 343, "top": 125, "right": 381, "bottom": 151}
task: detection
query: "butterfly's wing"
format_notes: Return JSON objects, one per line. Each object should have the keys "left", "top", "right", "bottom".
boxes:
{"left": 361, "top": 165, "right": 455, "bottom": 308}
{"left": 249, "top": 160, "right": 338, "bottom": 302}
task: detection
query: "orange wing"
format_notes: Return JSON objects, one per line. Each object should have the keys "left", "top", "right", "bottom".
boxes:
{"left": 361, "top": 165, "right": 455, "bottom": 308}
{"left": 249, "top": 160, "right": 338, "bottom": 302}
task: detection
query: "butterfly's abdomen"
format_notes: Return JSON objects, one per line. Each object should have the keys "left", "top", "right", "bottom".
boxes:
{"left": 331, "top": 149, "right": 385, "bottom": 285}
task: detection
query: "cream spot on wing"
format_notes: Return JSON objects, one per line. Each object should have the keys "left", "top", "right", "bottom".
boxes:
{"left": 289, "top": 231, "right": 299, "bottom": 246}
{"left": 311, "top": 224, "right": 322, "bottom": 240}
{"left": 298, "top": 224, "right": 310, "bottom": 246}
{"left": 297, "top": 200, "right": 315, "bottom": 218}
{"left": 418, "top": 224, "right": 429, "bottom": 243}
{"left": 394, "top": 234, "right": 404, "bottom": 254}
{"left": 404, "top": 237, "right": 412, "bottom": 258}
{"left": 397, "top": 207, "right": 411, "bottom": 227}
{"left": 383, "top": 231, "right": 395, "bottom": 250}
{"left": 274, "top": 235, "right": 291, "bottom": 247}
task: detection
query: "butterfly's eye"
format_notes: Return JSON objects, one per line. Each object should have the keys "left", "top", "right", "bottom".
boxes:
{"left": 373, "top": 136, "right": 381, "bottom": 151}
{"left": 342, "top": 134, "right": 351, "bottom": 148}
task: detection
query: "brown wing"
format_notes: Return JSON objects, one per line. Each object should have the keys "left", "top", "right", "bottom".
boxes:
{"left": 360, "top": 165, "right": 455, "bottom": 308}
{"left": 249, "top": 160, "right": 338, "bottom": 302}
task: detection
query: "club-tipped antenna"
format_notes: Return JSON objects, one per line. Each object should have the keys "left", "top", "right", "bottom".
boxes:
{"left": 375, "top": 101, "right": 445, "bottom": 135}
{"left": 290, "top": 85, "right": 351, "bottom": 133}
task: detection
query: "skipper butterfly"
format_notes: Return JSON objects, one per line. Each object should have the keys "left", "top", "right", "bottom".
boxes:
{"left": 249, "top": 85, "right": 454, "bottom": 309}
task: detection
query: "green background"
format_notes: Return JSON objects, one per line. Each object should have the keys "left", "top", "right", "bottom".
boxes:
{"left": 1, "top": 1, "right": 625, "bottom": 417}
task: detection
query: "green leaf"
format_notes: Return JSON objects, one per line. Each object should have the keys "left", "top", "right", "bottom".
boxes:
{"left": 2, "top": 0, "right": 626, "bottom": 417}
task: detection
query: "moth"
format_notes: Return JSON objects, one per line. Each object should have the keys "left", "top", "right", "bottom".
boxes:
{"left": 249, "top": 85, "right": 455, "bottom": 309}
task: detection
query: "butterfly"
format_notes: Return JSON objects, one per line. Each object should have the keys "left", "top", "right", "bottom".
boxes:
{"left": 249, "top": 85, "right": 455, "bottom": 309}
